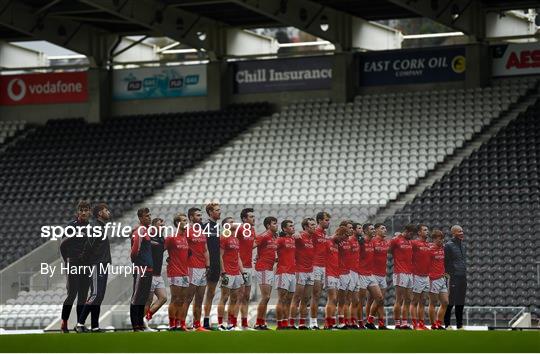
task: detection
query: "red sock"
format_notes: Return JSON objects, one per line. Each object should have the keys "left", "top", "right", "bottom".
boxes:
{"left": 350, "top": 317, "right": 357, "bottom": 325}
{"left": 325, "top": 317, "right": 332, "bottom": 327}
{"left": 419, "top": 319, "right": 425, "bottom": 327}
{"left": 378, "top": 318, "right": 385, "bottom": 327}
{"left": 299, "top": 318, "right": 306, "bottom": 326}
{"left": 194, "top": 320, "right": 201, "bottom": 328}
{"left": 146, "top": 310, "right": 153, "bottom": 321}
{"left": 256, "top": 318, "right": 264, "bottom": 326}
{"left": 180, "top": 319, "right": 186, "bottom": 327}
{"left": 435, "top": 320, "right": 442, "bottom": 328}
{"left": 338, "top": 316, "right": 344, "bottom": 325}
{"left": 242, "top": 317, "right": 248, "bottom": 327}
{"left": 218, "top": 316, "right": 223, "bottom": 325}
{"left": 367, "top": 315, "right": 375, "bottom": 324}
{"left": 169, "top": 317, "right": 176, "bottom": 328}
{"left": 289, "top": 318, "right": 295, "bottom": 327}
{"left": 232, "top": 317, "right": 238, "bottom": 326}
{"left": 412, "top": 318, "right": 417, "bottom": 327}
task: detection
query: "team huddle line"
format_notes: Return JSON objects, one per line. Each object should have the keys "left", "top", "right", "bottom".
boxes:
{"left": 59, "top": 201, "right": 465, "bottom": 333}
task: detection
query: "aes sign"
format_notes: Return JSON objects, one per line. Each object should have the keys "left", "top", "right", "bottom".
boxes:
{"left": 491, "top": 42, "right": 540, "bottom": 77}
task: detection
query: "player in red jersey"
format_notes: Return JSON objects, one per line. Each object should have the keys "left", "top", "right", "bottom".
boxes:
{"left": 410, "top": 224, "right": 431, "bottom": 330}
{"left": 366, "top": 223, "right": 390, "bottom": 329}
{"left": 254, "top": 216, "right": 278, "bottom": 330}
{"left": 428, "top": 230, "right": 448, "bottom": 330}
{"left": 290, "top": 217, "right": 316, "bottom": 330}
{"left": 389, "top": 224, "right": 416, "bottom": 330}
{"left": 275, "top": 220, "right": 299, "bottom": 330}
{"left": 310, "top": 211, "right": 331, "bottom": 329}
{"left": 324, "top": 224, "right": 349, "bottom": 329}
{"left": 359, "top": 223, "right": 385, "bottom": 330}
{"left": 347, "top": 223, "right": 362, "bottom": 329}
{"left": 216, "top": 217, "right": 244, "bottom": 331}
{"left": 236, "top": 208, "right": 256, "bottom": 329}
{"left": 164, "top": 213, "right": 190, "bottom": 331}
{"left": 337, "top": 220, "right": 354, "bottom": 329}
{"left": 185, "top": 207, "right": 210, "bottom": 331}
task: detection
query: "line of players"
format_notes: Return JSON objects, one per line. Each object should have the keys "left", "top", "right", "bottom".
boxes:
{"left": 129, "top": 204, "right": 450, "bottom": 332}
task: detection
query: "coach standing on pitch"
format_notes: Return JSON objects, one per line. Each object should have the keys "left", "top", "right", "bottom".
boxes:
{"left": 443, "top": 225, "right": 467, "bottom": 329}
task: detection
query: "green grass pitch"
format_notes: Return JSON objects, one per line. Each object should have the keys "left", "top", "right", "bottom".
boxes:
{"left": 0, "top": 330, "right": 539, "bottom": 353}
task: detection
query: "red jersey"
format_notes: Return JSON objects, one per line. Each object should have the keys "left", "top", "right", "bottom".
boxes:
{"left": 411, "top": 239, "right": 432, "bottom": 276}
{"left": 255, "top": 229, "right": 277, "bottom": 271}
{"left": 313, "top": 226, "right": 328, "bottom": 267}
{"left": 325, "top": 238, "right": 340, "bottom": 277}
{"left": 389, "top": 234, "right": 413, "bottom": 274}
{"left": 295, "top": 231, "right": 314, "bottom": 273}
{"left": 187, "top": 224, "right": 207, "bottom": 268}
{"left": 220, "top": 234, "right": 240, "bottom": 275}
{"left": 372, "top": 236, "right": 389, "bottom": 276}
{"left": 164, "top": 232, "right": 189, "bottom": 277}
{"left": 357, "top": 238, "right": 374, "bottom": 275}
{"left": 338, "top": 239, "right": 352, "bottom": 275}
{"left": 346, "top": 236, "right": 360, "bottom": 272}
{"left": 237, "top": 223, "right": 255, "bottom": 269}
{"left": 276, "top": 236, "right": 296, "bottom": 274}
{"left": 429, "top": 244, "right": 445, "bottom": 279}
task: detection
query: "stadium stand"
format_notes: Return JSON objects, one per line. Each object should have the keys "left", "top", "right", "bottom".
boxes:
{"left": 0, "top": 120, "right": 27, "bottom": 145}
{"left": 385, "top": 96, "right": 540, "bottom": 321}
{"left": 0, "top": 103, "right": 270, "bottom": 270}
{"left": 1, "top": 78, "right": 538, "bottom": 329}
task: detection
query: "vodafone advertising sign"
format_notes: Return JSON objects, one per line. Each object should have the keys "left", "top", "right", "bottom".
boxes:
{"left": 491, "top": 42, "right": 540, "bottom": 77}
{"left": 0, "top": 71, "right": 88, "bottom": 105}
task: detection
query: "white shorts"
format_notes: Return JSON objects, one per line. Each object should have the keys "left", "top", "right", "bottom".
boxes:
{"left": 296, "top": 272, "right": 314, "bottom": 286}
{"left": 150, "top": 275, "right": 165, "bottom": 292}
{"left": 256, "top": 269, "right": 274, "bottom": 286}
{"left": 348, "top": 271, "right": 360, "bottom": 292}
{"left": 373, "top": 275, "right": 388, "bottom": 289}
{"left": 393, "top": 273, "right": 413, "bottom": 289}
{"left": 221, "top": 274, "right": 243, "bottom": 290}
{"left": 188, "top": 267, "right": 207, "bottom": 287}
{"left": 168, "top": 276, "right": 189, "bottom": 288}
{"left": 338, "top": 273, "right": 351, "bottom": 291}
{"left": 313, "top": 266, "right": 326, "bottom": 283}
{"left": 275, "top": 273, "right": 296, "bottom": 293}
{"left": 242, "top": 267, "right": 254, "bottom": 287}
{"left": 358, "top": 274, "right": 378, "bottom": 290}
{"left": 429, "top": 277, "right": 448, "bottom": 294}
{"left": 324, "top": 275, "right": 340, "bottom": 290}
{"left": 412, "top": 275, "right": 430, "bottom": 294}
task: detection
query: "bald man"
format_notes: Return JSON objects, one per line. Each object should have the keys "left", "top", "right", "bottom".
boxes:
{"left": 443, "top": 225, "right": 467, "bottom": 329}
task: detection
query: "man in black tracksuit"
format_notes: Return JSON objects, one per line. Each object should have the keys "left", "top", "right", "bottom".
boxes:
{"left": 75, "top": 203, "right": 112, "bottom": 332}
{"left": 59, "top": 201, "right": 92, "bottom": 333}
{"left": 444, "top": 225, "right": 467, "bottom": 329}
{"left": 129, "top": 207, "right": 154, "bottom": 331}
{"left": 203, "top": 202, "right": 221, "bottom": 329}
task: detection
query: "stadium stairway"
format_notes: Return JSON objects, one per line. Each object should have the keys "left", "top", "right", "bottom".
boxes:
{"left": 78, "top": 77, "right": 540, "bottom": 330}
{"left": 376, "top": 90, "right": 540, "bottom": 322}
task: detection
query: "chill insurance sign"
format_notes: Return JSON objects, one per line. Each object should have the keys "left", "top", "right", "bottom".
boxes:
{"left": 358, "top": 46, "right": 466, "bottom": 86}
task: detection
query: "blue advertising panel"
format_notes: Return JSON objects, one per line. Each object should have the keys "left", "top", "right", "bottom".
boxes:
{"left": 113, "top": 65, "right": 206, "bottom": 100}
{"left": 358, "top": 47, "right": 466, "bottom": 86}
{"left": 232, "top": 56, "right": 333, "bottom": 94}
